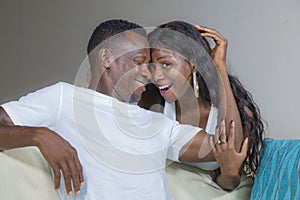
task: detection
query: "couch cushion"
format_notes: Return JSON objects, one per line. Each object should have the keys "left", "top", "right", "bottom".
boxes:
{"left": 250, "top": 138, "right": 300, "bottom": 200}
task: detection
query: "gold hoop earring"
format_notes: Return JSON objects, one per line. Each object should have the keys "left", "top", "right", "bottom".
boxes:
{"left": 193, "top": 71, "right": 199, "bottom": 98}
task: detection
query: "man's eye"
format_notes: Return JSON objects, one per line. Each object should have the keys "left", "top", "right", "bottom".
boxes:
{"left": 162, "top": 62, "right": 171, "bottom": 68}
{"left": 134, "top": 60, "right": 142, "bottom": 65}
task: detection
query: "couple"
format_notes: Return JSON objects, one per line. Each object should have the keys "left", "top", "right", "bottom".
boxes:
{"left": 0, "top": 19, "right": 264, "bottom": 199}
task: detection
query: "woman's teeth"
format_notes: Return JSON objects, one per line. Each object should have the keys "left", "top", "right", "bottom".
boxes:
{"left": 159, "top": 84, "right": 170, "bottom": 91}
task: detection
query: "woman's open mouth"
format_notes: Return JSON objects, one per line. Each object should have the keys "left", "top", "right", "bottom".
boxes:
{"left": 158, "top": 84, "right": 172, "bottom": 95}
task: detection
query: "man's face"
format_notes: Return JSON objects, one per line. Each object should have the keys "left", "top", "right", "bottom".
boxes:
{"left": 105, "top": 31, "right": 151, "bottom": 102}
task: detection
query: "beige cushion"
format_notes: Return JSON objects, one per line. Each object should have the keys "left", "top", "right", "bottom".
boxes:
{"left": 0, "top": 147, "right": 60, "bottom": 200}
{"left": 166, "top": 162, "right": 252, "bottom": 200}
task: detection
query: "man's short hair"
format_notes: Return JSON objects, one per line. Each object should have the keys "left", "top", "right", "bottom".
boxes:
{"left": 87, "top": 19, "right": 147, "bottom": 67}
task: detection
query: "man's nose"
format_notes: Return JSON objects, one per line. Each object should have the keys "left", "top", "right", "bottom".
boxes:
{"left": 140, "top": 64, "right": 151, "bottom": 80}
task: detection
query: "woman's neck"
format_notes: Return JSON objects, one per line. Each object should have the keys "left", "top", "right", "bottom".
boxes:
{"left": 175, "top": 88, "right": 211, "bottom": 127}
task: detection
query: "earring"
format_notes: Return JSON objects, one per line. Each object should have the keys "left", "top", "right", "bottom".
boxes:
{"left": 193, "top": 70, "right": 199, "bottom": 98}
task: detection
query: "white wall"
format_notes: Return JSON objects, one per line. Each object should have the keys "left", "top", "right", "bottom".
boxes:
{"left": 1, "top": 0, "right": 299, "bottom": 139}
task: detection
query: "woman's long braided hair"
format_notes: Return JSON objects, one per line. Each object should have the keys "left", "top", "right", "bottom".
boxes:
{"left": 148, "top": 21, "right": 265, "bottom": 179}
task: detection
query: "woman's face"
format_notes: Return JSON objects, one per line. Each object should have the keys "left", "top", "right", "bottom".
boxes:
{"left": 150, "top": 48, "right": 193, "bottom": 102}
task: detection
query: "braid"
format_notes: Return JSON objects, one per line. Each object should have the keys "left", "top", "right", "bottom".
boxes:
{"left": 228, "top": 74, "right": 265, "bottom": 179}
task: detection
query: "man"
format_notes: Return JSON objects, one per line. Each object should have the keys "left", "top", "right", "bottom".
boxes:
{"left": 0, "top": 19, "right": 226, "bottom": 200}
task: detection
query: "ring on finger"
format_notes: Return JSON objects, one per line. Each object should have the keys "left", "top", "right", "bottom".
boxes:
{"left": 217, "top": 139, "right": 227, "bottom": 145}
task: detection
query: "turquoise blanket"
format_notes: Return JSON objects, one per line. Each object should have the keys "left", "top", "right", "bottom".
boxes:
{"left": 250, "top": 138, "right": 300, "bottom": 200}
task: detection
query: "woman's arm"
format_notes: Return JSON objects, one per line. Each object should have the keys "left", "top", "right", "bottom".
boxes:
{"left": 195, "top": 25, "right": 245, "bottom": 190}
{"left": 195, "top": 25, "right": 244, "bottom": 152}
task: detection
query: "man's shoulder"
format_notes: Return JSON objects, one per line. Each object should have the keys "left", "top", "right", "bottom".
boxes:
{"left": 56, "top": 82, "right": 91, "bottom": 95}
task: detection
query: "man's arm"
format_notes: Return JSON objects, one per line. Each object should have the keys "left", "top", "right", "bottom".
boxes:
{"left": 0, "top": 107, "right": 83, "bottom": 196}
{"left": 178, "top": 130, "right": 215, "bottom": 163}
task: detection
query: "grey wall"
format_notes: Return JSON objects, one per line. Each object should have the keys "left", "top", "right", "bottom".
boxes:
{"left": 1, "top": 0, "right": 299, "bottom": 139}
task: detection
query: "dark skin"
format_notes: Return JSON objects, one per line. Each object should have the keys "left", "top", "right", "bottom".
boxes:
{"left": 140, "top": 25, "right": 249, "bottom": 190}
{"left": 0, "top": 30, "right": 239, "bottom": 195}
{"left": 0, "top": 107, "right": 84, "bottom": 196}
{"left": 0, "top": 30, "right": 152, "bottom": 196}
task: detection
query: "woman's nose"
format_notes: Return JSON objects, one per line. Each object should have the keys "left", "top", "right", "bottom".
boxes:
{"left": 152, "top": 66, "right": 165, "bottom": 82}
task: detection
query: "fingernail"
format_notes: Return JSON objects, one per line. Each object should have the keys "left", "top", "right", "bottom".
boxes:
{"left": 68, "top": 191, "right": 72, "bottom": 196}
{"left": 76, "top": 191, "right": 81, "bottom": 196}
{"left": 80, "top": 182, "right": 84, "bottom": 186}
{"left": 231, "top": 120, "right": 235, "bottom": 126}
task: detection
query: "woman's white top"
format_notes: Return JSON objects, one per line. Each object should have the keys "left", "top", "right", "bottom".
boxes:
{"left": 164, "top": 102, "right": 219, "bottom": 170}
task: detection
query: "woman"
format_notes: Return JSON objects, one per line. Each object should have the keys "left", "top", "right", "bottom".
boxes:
{"left": 139, "top": 21, "right": 265, "bottom": 199}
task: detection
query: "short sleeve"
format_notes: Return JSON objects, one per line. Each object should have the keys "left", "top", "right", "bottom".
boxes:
{"left": 1, "top": 82, "right": 63, "bottom": 127}
{"left": 167, "top": 121, "right": 202, "bottom": 162}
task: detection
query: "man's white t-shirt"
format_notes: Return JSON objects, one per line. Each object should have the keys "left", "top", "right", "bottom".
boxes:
{"left": 2, "top": 82, "right": 201, "bottom": 200}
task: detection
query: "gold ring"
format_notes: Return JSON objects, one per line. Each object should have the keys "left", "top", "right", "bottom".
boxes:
{"left": 217, "top": 139, "right": 227, "bottom": 145}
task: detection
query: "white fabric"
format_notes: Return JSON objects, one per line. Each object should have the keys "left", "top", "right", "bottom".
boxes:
{"left": 163, "top": 102, "right": 253, "bottom": 200}
{"left": 163, "top": 102, "right": 219, "bottom": 170}
{"left": 2, "top": 82, "right": 201, "bottom": 200}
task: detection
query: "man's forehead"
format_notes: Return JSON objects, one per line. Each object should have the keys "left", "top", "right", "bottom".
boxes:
{"left": 117, "top": 31, "right": 149, "bottom": 53}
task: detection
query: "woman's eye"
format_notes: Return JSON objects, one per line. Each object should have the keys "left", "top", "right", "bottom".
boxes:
{"left": 162, "top": 62, "right": 171, "bottom": 68}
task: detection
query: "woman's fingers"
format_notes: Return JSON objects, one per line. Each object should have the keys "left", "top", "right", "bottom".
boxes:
{"left": 194, "top": 25, "right": 225, "bottom": 40}
{"left": 228, "top": 120, "right": 236, "bottom": 149}
{"left": 239, "top": 137, "right": 249, "bottom": 158}
{"left": 209, "top": 135, "right": 217, "bottom": 155}
{"left": 219, "top": 119, "right": 226, "bottom": 142}
{"left": 194, "top": 25, "right": 227, "bottom": 47}
{"left": 214, "top": 125, "right": 220, "bottom": 144}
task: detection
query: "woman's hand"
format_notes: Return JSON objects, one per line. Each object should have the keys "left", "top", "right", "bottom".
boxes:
{"left": 209, "top": 120, "right": 249, "bottom": 190}
{"left": 194, "top": 25, "right": 228, "bottom": 70}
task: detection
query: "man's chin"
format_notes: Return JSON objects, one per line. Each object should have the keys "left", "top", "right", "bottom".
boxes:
{"left": 129, "top": 94, "right": 141, "bottom": 104}
{"left": 113, "top": 86, "right": 146, "bottom": 103}
{"left": 130, "top": 86, "right": 147, "bottom": 103}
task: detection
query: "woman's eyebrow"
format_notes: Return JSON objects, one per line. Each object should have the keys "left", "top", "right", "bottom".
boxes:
{"left": 155, "top": 55, "right": 168, "bottom": 61}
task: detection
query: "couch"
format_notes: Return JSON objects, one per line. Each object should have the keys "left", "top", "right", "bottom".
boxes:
{"left": 1, "top": 138, "right": 299, "bottom": 200}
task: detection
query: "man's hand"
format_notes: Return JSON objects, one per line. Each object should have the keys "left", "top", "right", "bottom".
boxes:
{"left": 33, "top": 127, "right": 84, "bottom": 196}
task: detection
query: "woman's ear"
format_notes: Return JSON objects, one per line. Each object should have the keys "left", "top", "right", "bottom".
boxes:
{"left": 99, "top": 48, "right": 114, "bottom": 68}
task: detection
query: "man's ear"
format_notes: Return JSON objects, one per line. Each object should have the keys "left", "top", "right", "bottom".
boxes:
{"left": 99, "top": 48, "right": 114, "bottom": 68}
